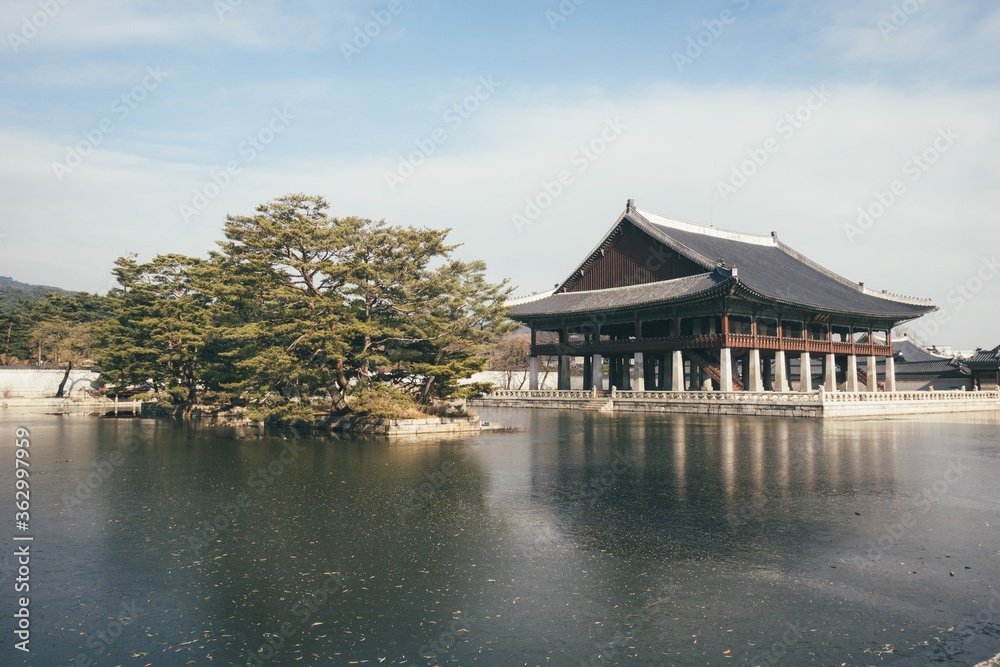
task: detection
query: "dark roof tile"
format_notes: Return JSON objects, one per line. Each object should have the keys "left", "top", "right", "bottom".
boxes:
{"left": 633, "top": 208, "right": 935, "bottom": 319}
{"left": 509, "top": 273, "right": 725, "bottom": 318}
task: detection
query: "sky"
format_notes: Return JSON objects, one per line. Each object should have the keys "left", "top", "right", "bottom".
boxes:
{"left": 0, "top": 0, "right": 998, "bottom": 349}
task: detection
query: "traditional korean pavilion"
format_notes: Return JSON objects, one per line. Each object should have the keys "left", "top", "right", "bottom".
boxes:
{"left": 509, "top": 201, "right": 938, "bottom": 393}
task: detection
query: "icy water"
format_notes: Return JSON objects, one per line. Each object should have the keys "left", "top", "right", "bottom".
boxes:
{"left": 1, "top": 408, "right": 998, "bottom": 666}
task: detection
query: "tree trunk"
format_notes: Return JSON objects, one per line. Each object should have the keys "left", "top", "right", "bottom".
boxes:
{"left": 326, "top": 382, "right": 350, "bottom": 415}
{"left": 329, "top": 361, "right": 351, "bottom": 414}
{"left": 421, "top": 376, "right": 436, "bottom": 404}
{"left": 55, "top": 360, "right": 73, "bottom": 398}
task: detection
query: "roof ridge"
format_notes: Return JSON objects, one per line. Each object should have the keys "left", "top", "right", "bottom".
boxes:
{"left": 625, "top": 209, "right": 716, "bottom": 269}
{"left": 633, "top": 207, "right": 776, "bottom": 247}
{"left": 507, "top": 289, "right": 556, "bottom": 306}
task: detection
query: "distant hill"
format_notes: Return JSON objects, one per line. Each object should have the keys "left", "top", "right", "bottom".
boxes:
{"left": 0, "top": 275, "right": 74, "bottom": 311}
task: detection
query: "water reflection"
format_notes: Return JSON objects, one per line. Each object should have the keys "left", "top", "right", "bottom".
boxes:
{"left": 2, "top": 409, "right": 997, "bottom": 666}
{"left": 505, "top": 414, "right": 905, "bottom": 564}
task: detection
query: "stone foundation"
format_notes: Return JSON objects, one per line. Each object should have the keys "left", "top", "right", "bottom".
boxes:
{"left": 472, "top": 389, "right": 1000, "bottom": 418}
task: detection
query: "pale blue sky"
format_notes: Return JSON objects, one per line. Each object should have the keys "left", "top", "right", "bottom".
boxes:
{"left": 1, "top": 0, "right": 998, "bottom": 348}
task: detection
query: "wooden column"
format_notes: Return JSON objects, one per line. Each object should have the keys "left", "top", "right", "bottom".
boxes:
{"left": 762, "top": 354, "right": 774, "bottom": 391}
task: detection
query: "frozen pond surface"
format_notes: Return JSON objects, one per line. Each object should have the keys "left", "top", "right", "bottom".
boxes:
{"left": 1, "top": 408, "right": 998, "bottom": 666}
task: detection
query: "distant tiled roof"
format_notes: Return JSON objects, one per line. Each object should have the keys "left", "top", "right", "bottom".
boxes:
{"left": 967, "top": 345, "right": 1000, "bottom": 365}
{"left": 783, "top": 357, "right": 967, "bottom": 379}
{"left": 509, "top": 272, "right": 727, "bottom": 318}
{"left": 882, "top": 359, "right": 968, "bottom": 377}
{"left": 890, "top": 337, "right": 952, "bottom": 362}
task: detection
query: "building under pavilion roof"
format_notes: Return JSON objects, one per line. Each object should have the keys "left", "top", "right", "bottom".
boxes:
{"left": 967, "top": 345, "right": 1000, "bottom": 390}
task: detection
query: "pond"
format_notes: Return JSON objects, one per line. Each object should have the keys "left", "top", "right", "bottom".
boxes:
{"left": 1, "top": 408, "right": 998, "bottom": 666}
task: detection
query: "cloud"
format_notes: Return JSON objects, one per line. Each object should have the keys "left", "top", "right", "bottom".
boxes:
{"left": 810, "top": 0, "right": 1000, "bottom": 84}
{"left": 2, "top": 0, "right": 362, "bottom": 55}
{"left": 2, "top": 0, "right": 998, "bottom": 347}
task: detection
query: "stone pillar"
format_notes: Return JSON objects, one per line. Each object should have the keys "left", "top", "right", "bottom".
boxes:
{"left": 671, "top": 351, "right": 684, "bottom": 391}
{"left": 719, "top": 348, "right": 734, "bottom": 392}
{"left": 747, "top": 349, "right": 764, "bottom": 392}
{"left": 528, "top": 356, "right": 539, "bottom": 391}
{"left": 557, "top": 355, "right": 571, "bottom": 390}
{"left": 632, "top": 352, "right": 645, "bottom": 392}
{"left": 867, "top": 355, "right": 878, "bottom": 392}
{"left": 591, "top": 354, "right": 604, "bottom": 391}
{"left": 583, "top": 355, "right": 592, "bottom": 390}
{"left": 846, "top": 355, "right": 859, "bottom": 392}
{"left": 621, "top": 356, "right": 631, "bottom": 391}
{"left": 762, "top": 355, "right": 774, "bottom": 391}
{"left": 824, "top": 353, "right": 837, "bottom": 392}
{"left": 800, "top": 351, "right": 812, "bottom": 392}
{"left": 774, "top": 350, "right": 790, "bottom": 392}
{"left": 689, "top": 360, "right": 701, "bottom": 391}
{"left": 885, "top": 356, "right": 896, "bottom": 392}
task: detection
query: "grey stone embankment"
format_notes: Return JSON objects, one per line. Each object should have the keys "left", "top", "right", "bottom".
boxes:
{"left": 472, "top": 389, "right": 1000, "bottom": 418}
{"left": 0, "top": 396, "right": 114, "bottom": 413}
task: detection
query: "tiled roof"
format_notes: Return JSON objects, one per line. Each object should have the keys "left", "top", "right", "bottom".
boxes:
{"left": 511, "top": 203, "right": 938, "bottom": 322}
{"left": 967, "top": 345, "right": 1000, "bottom": 364}
{"left": 882, "top": 359, "right": 968, "bottom": 377}
{"left": 631, "top": 208, "right": 935, "bottom": 319}
{"left": 892, "top": 338, "right": 950, "bottom": 363}
{"left": 509, "top": 273, "right": 727, "bottom": 318}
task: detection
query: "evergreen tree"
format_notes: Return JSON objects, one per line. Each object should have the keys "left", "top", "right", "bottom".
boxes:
{"left": 97, "top": 194, "right": 513, "bottom": 419}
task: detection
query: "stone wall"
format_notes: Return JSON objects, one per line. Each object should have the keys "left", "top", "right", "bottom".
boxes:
{"left": 0, "top": 367, "right": 100, "bottom": 398}
{"left": 896, "top": 377, "right": 972, "bottom": 392}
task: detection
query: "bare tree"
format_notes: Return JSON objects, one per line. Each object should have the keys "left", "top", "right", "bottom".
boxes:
{"left": 491, "top": 333, "right": 530, "bottom": 389}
